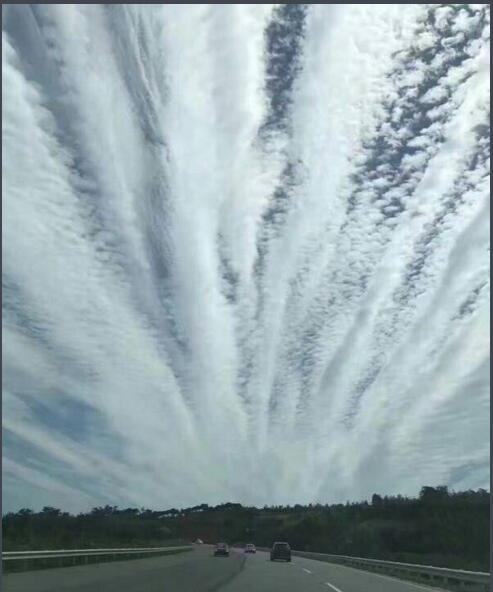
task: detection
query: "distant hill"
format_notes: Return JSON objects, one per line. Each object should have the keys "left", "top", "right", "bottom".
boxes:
{"left": 2, "top": 487, "right": 489, "bottom": 571}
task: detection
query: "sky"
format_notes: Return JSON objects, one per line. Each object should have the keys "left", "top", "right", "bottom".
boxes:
{"left": 2, "top": 4, "right": 490, "bottom": 514}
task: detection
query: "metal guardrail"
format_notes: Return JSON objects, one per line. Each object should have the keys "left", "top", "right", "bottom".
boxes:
{"left": 2, "top": 546, "right": 192, "bottom": 572}
{"left": 3, "top": 546, "right": 190, "bottom": 560}
{"left": 291, "top": 550, "right": 490, "bottom": 592}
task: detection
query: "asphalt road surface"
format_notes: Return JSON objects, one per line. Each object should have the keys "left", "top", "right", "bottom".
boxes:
{"left": 3, "top": 546, "right": 447, "bottom": 592}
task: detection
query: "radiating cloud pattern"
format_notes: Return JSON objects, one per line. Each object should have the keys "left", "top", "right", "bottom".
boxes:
{"left": 2, "top": 4, "right": 490, "bottom": 513}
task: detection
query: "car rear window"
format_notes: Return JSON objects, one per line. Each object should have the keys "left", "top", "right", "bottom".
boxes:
{"left": 274, "top": 543, "right": 289, "bottom": 548}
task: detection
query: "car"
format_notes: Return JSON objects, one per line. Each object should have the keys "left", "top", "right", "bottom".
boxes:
{"left": 214, "top": 542, "right": 230, "bottom": 557}
{"left": 270, "top": 541, "right": 291, "bottom": 562}
{"left": 245, "top": 543, "right": 256, "bottom": 553}
{"left": 195, "top": 538, "right": 204, "bottom": 544}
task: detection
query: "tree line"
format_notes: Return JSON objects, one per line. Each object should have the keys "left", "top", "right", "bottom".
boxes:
{"left": 2, "top": 486, "right": 489, "bottom": 571}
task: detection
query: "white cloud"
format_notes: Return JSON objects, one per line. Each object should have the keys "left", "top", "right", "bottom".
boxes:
{"left": 2, "top": 4, "right": 490, "bottom": 512}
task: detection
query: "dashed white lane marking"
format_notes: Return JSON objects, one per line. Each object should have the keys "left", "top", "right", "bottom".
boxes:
{"left": 325, "top": 582, "right": 344, "bottom": 592}
{"left": 302, "top": 567, "right": 312, "bottom": 573}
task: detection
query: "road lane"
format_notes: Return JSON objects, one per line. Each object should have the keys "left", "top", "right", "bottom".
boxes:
{"left": 221, "top": 550, "right": 448, "bottom": 592}
{"left": 2, "top": 546, "right": 450, "bottom": 592}
{"left": 222, "top": 549, "right": 325, "bottom": 592}
{"left": 291, "top": 552, "right": 448, "bottom": 592}
{"left": 2, "top": 546, "right": 244, "bottom": 592}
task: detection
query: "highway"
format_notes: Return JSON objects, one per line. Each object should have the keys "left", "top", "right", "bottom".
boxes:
{"left": 3, "top": 545, "right": 447, "bottom": 592}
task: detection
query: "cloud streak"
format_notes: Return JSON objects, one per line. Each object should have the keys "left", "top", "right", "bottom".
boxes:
{"left": 2, "top": 4, "right": 490, "bottom": 512}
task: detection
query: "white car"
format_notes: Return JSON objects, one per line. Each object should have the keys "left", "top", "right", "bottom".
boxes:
{"left": 245, "top": 543, "right": 256, "bottom": 553}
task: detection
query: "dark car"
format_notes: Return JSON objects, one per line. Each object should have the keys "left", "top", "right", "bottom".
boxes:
{"left": 270, "top": 541, "right": 291, "bottom": 562}
{"left": 214, "top": 542, "right": 229, "bottom": 557}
